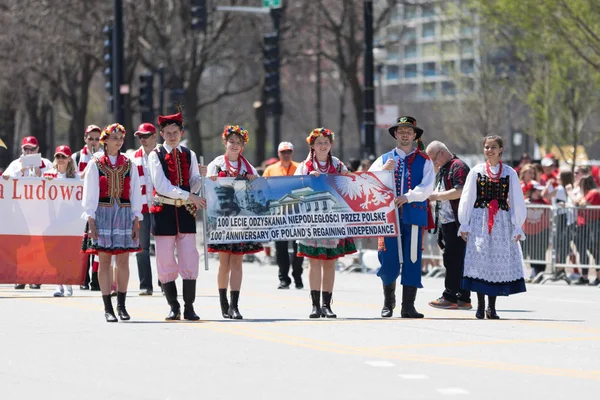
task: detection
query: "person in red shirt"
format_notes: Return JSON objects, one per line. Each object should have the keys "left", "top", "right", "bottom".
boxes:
{"left": 521, "top": 182, "right": 551, "bottom": 281}
{"left": 573, "top": 176, "right": 600, "bottom": 286}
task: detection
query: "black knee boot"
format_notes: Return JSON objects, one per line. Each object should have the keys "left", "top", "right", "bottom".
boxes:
{"left": 476, "top": 292, "right": 485, "bottom": 319}
{"left": 103, "top": 294, "right": 117, "bottom": 322}
{"left": 400, "top": 286, "right": 424, "bottom": 318}
{"left": 228, "top": 291, "right": 243, "bottom": 319}
{"left": 321, "top": 291, "right": 337, "bottom": 318}
{"left": 486, "top": 295, "right": 499, "bottom": 319}
{"left": 309, "top": 290, "right": 322, "bottom": 318}
{"left": 182, "top": 280, "right": 200, "bottom": 321}
{"left": 162, "top": 281, "right": 181, "bottom": 320}
{"left": 219, "top": 288, "right": 230, "bottom": 319}
{"left": 116, "top": 292, "right": 130, "bottom": 321}
{"left": 381, "top": 281, "right": 396, "bottom": 318}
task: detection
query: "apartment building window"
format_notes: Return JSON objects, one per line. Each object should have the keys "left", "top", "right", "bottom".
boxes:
{"left": 422, "top": 23, "right": 436, "bottom": 38}
{"left": 404, "top": 64, "right": 418, "bottom": 78}
{"left": 386, "top": 66, "right": 400, "bottom": 80}
{"left": 460, "top": 24, "right": 473, "bottom": 36}
{"left": 441, "top": 21, "right": 457, "bottom": 36}
{"left": 422, "top": 82, "right": 437, "bottom": 97}
{"left": 402, "top": 27, "right": 417, "bottom": 41}
{"left": 461, "top": 59, "right": 475, "bottom": 74}
{"left": 442, "top": 41, "right": 458, "bottom": 55}
{"left": 404, "top": 44, "right": 418, "bottom": 58}
{"left": 422, "top": 4, "right": 436, "bottom": 18}
{"left": 461, "top": 39, "right": 474, "bottom": 55}
{"left": 441, "top": 61, "right": 455, "bottom": 76}
{"left": 387, "top": 50, "right": 400, "bottom": 60}
{"left": 422, "top": 43, "right": 438, "bottom": 57}
{"left": 404, "top": 5, "right": 417, "bottom": 19}
{"left": 442, "top": 81, "right": 456, "bottom": 95}
{"left": 423, "top": 62, "right": 436, "bottom": 77}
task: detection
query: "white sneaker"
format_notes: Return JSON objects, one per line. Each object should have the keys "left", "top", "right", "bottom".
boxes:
{"left": 65, "top": 285, "right": 73, "bottom": 297}
{"left": 53, "top": 285, "right": 64, "bottom": 297}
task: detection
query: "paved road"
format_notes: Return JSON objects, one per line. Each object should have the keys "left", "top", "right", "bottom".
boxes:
{"left": 1, "top": 254, "right": 599, "bottom": 400}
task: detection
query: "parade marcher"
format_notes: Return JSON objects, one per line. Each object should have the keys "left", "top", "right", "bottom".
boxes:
{"left": 263, "top": 141, "right": 304, "bottom": 290}
{"left": 425, "top": 141, "right": 472, "bottom": 310}
{"left": 458, "top": 135, "right": 527, "bottom": 319}
{"left": 3, "top": 136, "right": 51, "bottom": 290}
{"left": 207, "top": 125, "right": 262, "bottom": 319}
{"left": 148, "top": 112, "right": 206, "bottom": 321}
{"left": 294, "top": 128, "right": 357, "bottom": 318}
{"left": 44, "top": 145, "right": 79, "bottom": 297}
{"left": 82, "top": 123, "right": 143, "bottom": 322}
{"left": 369, "top": 116, "right": 435, "bottom": 318}
{"left": 73, "top": 124, "right": 103, "bottom": 290}
{"left": 572, "top": 175, "right": 600, "bottom": 286}
{"left": 131, "top": 123, "right": 158, "bottom": 296}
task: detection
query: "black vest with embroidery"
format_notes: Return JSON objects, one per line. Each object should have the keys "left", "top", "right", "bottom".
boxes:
{"left": 474, "top": 173, "right": 510, "bottom": 211}
{"left": 151, "top": 145, "right": 197, "bottom": 235}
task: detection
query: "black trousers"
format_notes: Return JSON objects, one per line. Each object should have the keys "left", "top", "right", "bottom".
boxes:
{"left": 440, "top": 222, "right": 470, "bottom": 303}
{"left": 275, "top": 241, "right": 303, "bottom": 285}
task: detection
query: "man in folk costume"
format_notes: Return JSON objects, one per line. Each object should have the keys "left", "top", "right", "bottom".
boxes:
{"left": 130, "top": 123, "right": 158, "bottom": 296}
{"left": 72, "top": 124, "right": 103, "bottom": 291}
{"left": 369, "top": 116, "right": 435, "bottom": 318}
{"left": 148, "top": 112, "right": 207, "bottom": 321}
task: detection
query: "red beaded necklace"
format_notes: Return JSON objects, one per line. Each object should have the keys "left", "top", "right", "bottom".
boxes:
{"left": 224, "top": 155, "right": 240, "bottom": 177}
{"left": 314, "top": 157, "right": 330, "bottom": 173}
{"left": 486, "top": 160, "right": 503, "bottom": 181}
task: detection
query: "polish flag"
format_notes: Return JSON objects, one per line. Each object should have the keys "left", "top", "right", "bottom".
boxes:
{"left": 0, "top": 178, "right": 86, "bottom": 284}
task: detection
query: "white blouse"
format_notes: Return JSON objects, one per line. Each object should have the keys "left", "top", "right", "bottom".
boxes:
{"left": 148, "top": 144, "right": 201, "bottom": 200}
{"left": 207, "top": 155, "right": 258, "bottom": 177}
{"left": 369, "top": 148, "right": 435, "bottom": 203}
{"left": 81, "top": 154, "right": 143, "bottom": 222}
{"left": 294, "top": 156, "right": 348, "bottom": 175}
{"left": 458, "top": 163, "right": 527, "bottom": 240}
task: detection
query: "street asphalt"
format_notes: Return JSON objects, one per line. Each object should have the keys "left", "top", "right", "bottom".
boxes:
{"left": 1, "top": 253, "right": 599, "bottom": 400}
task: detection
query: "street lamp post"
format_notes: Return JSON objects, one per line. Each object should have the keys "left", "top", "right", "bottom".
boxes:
{"left": 363, "top": 0, "right": 375, "bottom": 158}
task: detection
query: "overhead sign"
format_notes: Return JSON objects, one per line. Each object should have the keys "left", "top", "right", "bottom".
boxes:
{"left": 376, "top": 105, "right": 399, "bottom": 128}
{"left": 263, "top": 0, "right": 282, "bottom": 8}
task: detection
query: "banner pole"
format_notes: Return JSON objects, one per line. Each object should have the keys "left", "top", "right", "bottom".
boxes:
{"left": 200, "top": 156, "right": 209, "bottom": 271}
{"left": 393, "top": 165, "right": 403, "bottom": 274}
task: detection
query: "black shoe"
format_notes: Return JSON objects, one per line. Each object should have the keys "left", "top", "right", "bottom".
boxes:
{"left": 90, "top": 285, "right": 101, "bottom": 292}
{"left": 574, "top": 277, "right": 590, "bottom": 285}
{"left": 29, "top": 284, "right": 41, "bottom": 289}
{"left": 228, "top": 291, "right": 243, "bottom": 319}
{"left": 162, "top": 281, "right": 181, "bottom": 321}
{"left": 309, "top": 290, "right": 322, "bottom": 318}
{"left": 277, "top": 281, "right": 290, "bottom": 290}
{"left": 295, "top": 282, "right": 304, "bottom": 290}
{"left": 321, "top": 291, "right": 337, "bottom": 318}
{"left": 102, "top": 295, "right": 118, "bottom": 322}
{"left": 485, "top": 308, "right": 500, "bottom": 319}
{"left": 589, "top": 278, "right": 600, "bottom": 286}
{"left": 116, "top": 292, "right": 130, "bottom": 320}
{"left": 14, "top": 284, "right": 25, "bottom": 290}
{"left": 139, "top": 289, "right": 153, "bottom": 296}
{"left": 184, "top": 305, "right": 200, "bottom": 321}
{"left": 182, "top": 280, "right": 200, "bottom": 321}
{"left": 166, "top": 308, "right": 181, "bottom": 320}
{"left": 80, "top": 284, "right": 90, "bottom": 290}
{"left": 219, "top": 288, "right": 230, "bottom": 319}
{"left": 400, "top": 286, "right": 424, "bottom": 318}
{"left": 381, "top": 282, "right": 396, "bottom": 318}
{"left": 105, "top": 311, "right": 118, "bottom": 322}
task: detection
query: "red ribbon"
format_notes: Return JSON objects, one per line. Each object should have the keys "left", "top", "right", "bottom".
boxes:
{"left": 487, "top": 199, "right": 499, "bottom": 234}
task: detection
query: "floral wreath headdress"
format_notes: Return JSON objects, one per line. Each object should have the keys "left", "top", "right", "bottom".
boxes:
{"left": 306, "top": 127, "right": 335, "bottom": 145}
{"left": 222, "top": 125, "right": 249, "bottom": 144}
{"left": 100, "top": 123, "right": 126, "bottom": 144}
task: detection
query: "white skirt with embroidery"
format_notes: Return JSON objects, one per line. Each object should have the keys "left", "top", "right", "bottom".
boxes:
{"left": 464, "top": 207, "right": 525, "bottom": 283}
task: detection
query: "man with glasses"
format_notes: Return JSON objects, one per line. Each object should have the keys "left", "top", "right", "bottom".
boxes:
{"left": 263, "top": 142, "right": 304, "bottom": 289}
{"left": 2, "top": 136, "right": 51, "bottom": 289}
{"left": 72, "top": 125, "right": 103, "bottom": 291}
{"left": 131, "top": 123, "right": 158, "bottom": 296}
{"left": 425, "top": 141, "right": 472, "bottom": 311}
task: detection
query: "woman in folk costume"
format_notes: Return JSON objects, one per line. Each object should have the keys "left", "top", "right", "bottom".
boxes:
{"left": 294, "top": 128, "right": 357, "bottom": 318}
{"left": 44, "top": 145, "right": 79, "bottom": 297}
{"left": 207, "top": 125, "right": 263, "bottom": 319}
{"left": 82, "top": 123, "right": 143, "bottom": 322}
{"left": 458, "top": 135, "right": 527, "bottom": 319}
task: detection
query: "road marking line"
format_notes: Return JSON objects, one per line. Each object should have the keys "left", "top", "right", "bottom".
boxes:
{"left": 365, "top": 361, "right": 395, "bottom": 367}
{"left": 437, "top": 387, "right": 469, "bottom": 395}
{"left": 398, "top": 374, "right": 429, "bottom": 380}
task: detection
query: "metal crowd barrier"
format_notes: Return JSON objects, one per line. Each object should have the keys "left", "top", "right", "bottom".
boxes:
{"left": 420, "top": 204, "right": 600, "bottom": 285}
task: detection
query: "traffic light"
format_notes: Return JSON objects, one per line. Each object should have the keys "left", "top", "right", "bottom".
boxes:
{"left": 263, "top": 32, "right": 282, "bottom": 115}
{"left": 103, "top": 24, "right": 114, "bottom": 113}
{"left": 191, "top": 0, "right": 207, "bottom": 31}
{"left": 139, "top": 72, "right": 154, "bottom": 122}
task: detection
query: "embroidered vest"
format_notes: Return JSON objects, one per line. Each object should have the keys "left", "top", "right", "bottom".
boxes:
{"left": 97, "top": 154, "right": 132, "bottom": 207}
{"left": 382, "top": 149, "right": 428, "bottom": 227}
{"left": 474, "top": 173, "right": 510, "bottom": 211}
